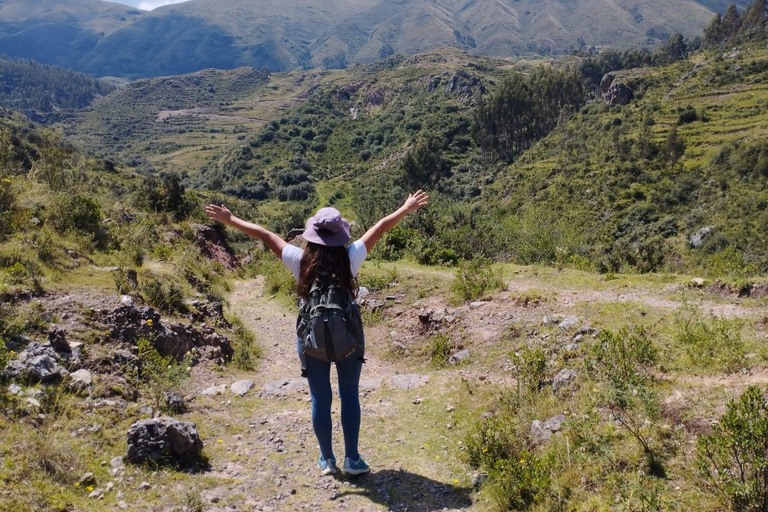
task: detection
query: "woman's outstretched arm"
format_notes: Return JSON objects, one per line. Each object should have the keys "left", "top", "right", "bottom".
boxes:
{"left": 205, "top": 204, "right": 287, "bottom": 258}
{"left": 359, "top": 190, "right": 429, "bottom": 253}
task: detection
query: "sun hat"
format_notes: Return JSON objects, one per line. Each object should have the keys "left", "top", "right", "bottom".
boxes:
{"left": 302, "top": 207, "right": 351, "bottom": 247}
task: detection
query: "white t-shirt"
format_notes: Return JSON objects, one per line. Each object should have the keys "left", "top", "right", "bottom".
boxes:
{"left": 281, "top": 240, "right": 368, "bottom": 281}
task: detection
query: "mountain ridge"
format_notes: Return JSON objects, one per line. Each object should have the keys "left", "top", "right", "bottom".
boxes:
{"left": 0, "top": 0, "right": 750, "bottom": 78}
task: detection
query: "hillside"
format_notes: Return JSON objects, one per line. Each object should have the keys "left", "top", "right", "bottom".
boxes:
{"left": 0, "top": 0, "right": 751, "bottom": 78}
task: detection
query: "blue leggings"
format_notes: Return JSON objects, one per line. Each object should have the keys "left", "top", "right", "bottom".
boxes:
{"left": 298, "top": 339, "right": 363, "bottom": 461}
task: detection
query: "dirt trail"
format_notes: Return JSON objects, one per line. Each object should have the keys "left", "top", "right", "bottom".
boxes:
{"left": 194, "top": 278, "right": 476, "bottom": 512}
{"left": 190, "top": 273, "right": 766, "bottom": 511}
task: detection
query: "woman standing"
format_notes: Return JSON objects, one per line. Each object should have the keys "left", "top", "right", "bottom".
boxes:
{"left": 205, "top": 190, "right": 428, "bottom": 475}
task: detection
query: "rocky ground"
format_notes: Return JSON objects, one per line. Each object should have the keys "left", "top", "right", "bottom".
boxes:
{"left": 3, "top": 266, "right": 768, "bottom": 511}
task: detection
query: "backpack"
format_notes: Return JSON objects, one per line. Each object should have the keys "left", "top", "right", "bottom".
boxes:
{"left": 297, "top": 279, "right": 364, "bottom": 364}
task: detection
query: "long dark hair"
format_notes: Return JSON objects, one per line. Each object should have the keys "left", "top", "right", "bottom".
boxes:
{"left": 297, "top": 242, "right": 358, "bottom": 300}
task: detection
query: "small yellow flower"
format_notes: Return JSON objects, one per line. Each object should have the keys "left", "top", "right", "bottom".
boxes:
{"left": 1, "top": 178, "right": 11, "bottom": 184}
{"left": 217, "top": 439, "right": 223, "bottom": 443}
{"left": 452, "top": 479, "right": 459, "bottom": 484}
{"left": 146, "top": 319, "right": 153, "bottom": 326}
{"left": 9, "top": 350, "right": 15, "bottom": 355}
{"left": 519, "top": 459, "right": 525, "bottom": 464}
{"left": 424, "top": 443, "right": 429, "bottom": 447}
{"left": 86, "top": 486, "right": 94, "bottom": 491}
{"left": 74, "top": 482, "right": 80, "bottom": 487}
{"left": 435, "top": 456, "right": 440, "bottom": 459}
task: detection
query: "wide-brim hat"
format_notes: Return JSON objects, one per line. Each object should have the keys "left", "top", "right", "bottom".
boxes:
{"left": 302, "top": 207, "right": 350, "bottom": 247}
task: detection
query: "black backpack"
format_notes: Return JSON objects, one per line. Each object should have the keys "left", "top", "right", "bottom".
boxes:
{"left": 297, "top": 279, "right": 364, "bottom": 364}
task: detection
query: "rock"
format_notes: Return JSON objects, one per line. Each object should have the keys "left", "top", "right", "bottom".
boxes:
{"left": 469, "top": 301, "right": 487, "bottom": 310}
{"left": 89, "top": 489, "right": 104, "bottom": 499}
{"left": 546, "top": 414, "right": 566, "bottom": 432}
{"left": 139, "top": 481, "right": 152, "bottom": 490}
{"left": 413, "top": 397, "right": 424, "bottom": 404}
{"left": 77, "top": 472, "right": 96, "bottom": 486}
{"left": 542, "top": 315, "right": 562, "bottom": 325}
{"left": 359, "top": 378, "right": 383, "bottom": 391}
{"left": 390, "top": 341, "right": 409, "bottom": 355}
{"left": 69, "top": 369, "right": 94, "bottom": 389}
{"left": 125, "top": 417, "right": 204, "bottom": 463}
{"left": 449, "top": 349, "right": 470, "bottom": 365}
{"left": 110, "top": 456, "right": 124, "bottom": 469}
{"left": 552, "top": 369, "right": 578, "bottom": 392}
{"left": 261, "top": 378, "right": 307, "bottom": 398}
{"left": 47, "top": 325, "right": 70, "bottom": 352}
{"left": 690, "top": 226, "right": 715, "bottom": 248}
{"left": 691, "top": 277, "right": 706, "bottom": 287}
{"left": 8, "top": 383, "right": 22, "bottom": 395}
{"left": 192, "top": 224, "right": 237, "bottom": 271}
{"left": 139, "top": 405, "right": 154, "bottom": 416}
{"left": 600, "top": 74, "right": 633, "bottom": 105}
{"left": 230, "top": 380, "right": 255, "bottom": 396}
{"left": 200, "top": 384, "right": 228, "bottom": 396}
{"left": 531, "top": 420, "right": 552, "bottom": 442}
{"left": 558, "top": 316, "right": 579, "bottom": 330}
{"left": 390, "top": 374, "right": 430, "bottom": 390}
{"left": 164, "top": 392, "right": 186, "bottom": 413}
{"left": 25, "top": 397, "right": 41, "bottom": 408}
{"left": 471, "top": 472, "right": 489, "bottom": 487}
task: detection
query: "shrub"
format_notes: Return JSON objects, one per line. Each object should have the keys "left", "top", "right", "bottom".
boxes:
{"left": 0, "top": 176, "right": 18, "bottom": 239}
{"left": 426, "top": 333, "right": 452, "bottom": 368}
{"left": 229, "top": 316, "right": 262, "bottom": 371}
{"left": 465, "top": 415, "right": 552, "bottom": 510}
{"left": 140, "top": 277, "right": 186, "bottom": 314}
{"left": 451, "top": 257, "right": 505, "bottom": 302}
{"left": 588, "top": 327, "right": 664, "bottom": 476}
{"left": 48, "top": 194, "right": 103, "bottom": 240}
{"left": 135, "top": 337, "right": 192, "bottom": 412}
{"left": 672, "top": 300, "right": 745, "bottom": 372}
{"left": 698, "top": 386, "right": 768, "bottom": 512}
{"left": 510, "top": 345, "right": 547, "bottom": 394}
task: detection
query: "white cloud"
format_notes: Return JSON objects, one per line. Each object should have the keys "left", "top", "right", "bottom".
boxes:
{"left": 105, "top": 0, "right": 190, "bottom": 11}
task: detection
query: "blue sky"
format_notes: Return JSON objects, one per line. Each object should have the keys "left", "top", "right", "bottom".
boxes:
{"left": 106, "top": 0, "right": 189, "bottom": 10}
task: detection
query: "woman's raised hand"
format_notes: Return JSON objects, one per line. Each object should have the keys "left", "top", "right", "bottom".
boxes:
{"left": 403, "top": 190, "right": 429, "bottom": 213}
{"left": 205, "top": 204, "right": 233, "bottom": 224}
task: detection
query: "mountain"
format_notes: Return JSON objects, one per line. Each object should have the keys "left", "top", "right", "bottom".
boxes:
{"left": 0, "top": 0, "right": 751, "bottom": 78}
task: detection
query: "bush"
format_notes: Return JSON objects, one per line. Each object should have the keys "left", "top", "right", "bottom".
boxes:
{"left": 426, "top": 333, "right": 452, "bottom": 368}
{"left": 140, "top": 277, "right": 186, "bottom": 314}
{"left": 465, "top": 416, "right": 552, "bottom": 510}
{"left": 48, "top": 194, "right": 103, "bottom": 240}
{"left": 672, "top": 299, "right": 745, "bottom": 372}
{"left": 510, "top": 345, "right": 547, "bottom": 394}
{"left": 0, "top": 176, "right": 18, "bottom": 239}
{"left": 451, "top": 257, "right": 505, "bottom": 302}
{"left": 135, "top": 338, "right": 192, "bottom": 412}
{"left": 230, "top": 316, "right": 262, "bottom": 371}
{"left": 698, "top": 386, "right": 768, "bottom": 512}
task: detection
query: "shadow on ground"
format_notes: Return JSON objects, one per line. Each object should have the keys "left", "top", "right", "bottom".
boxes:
{"left": 335, "top": 468, "right": 475, "bottom": 511}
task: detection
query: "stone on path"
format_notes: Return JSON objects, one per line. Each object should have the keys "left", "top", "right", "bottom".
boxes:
{"left": 390, "top": 374, "right": 430, "bottom": 390}
{"left": 125, "top": 417, "right": 203, "bottom": 463}
{"left": 449, "top": 349, "right": 470, "bottom": 365}
{"left": 230, "top": 379, "right": 255, "bottom": 396}
{"left": 200, "top": 384, "right": 228, "bottom": 396}
{"left": 261, "top": 378, "right": 307, "bottom": 398}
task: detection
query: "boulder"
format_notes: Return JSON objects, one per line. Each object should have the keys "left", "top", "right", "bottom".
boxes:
{"left": 47, "top": 325, "right": 70, "bottom": 352}
{"left": 230, "top": 380, "right": 255, "bottom": 396}
{"left": 552, "top": 369, "right": 578, "bottom": 392}
{"left": 600, "top": 74, "right": 633, "bottom": 105}
{"left": 164, "top": 392, "right": 186, "bottom": 413}
{"left": 690, "top": 226, "right": 715, "bottom": 248}
{"left": 69, "top": 369, "right": 94, "bottom": 389}
{"left": 449, "top": 349, "right": 470, "bottom": 365}
{"left": 125, "top": 417, "right": 204, "bottom": 463}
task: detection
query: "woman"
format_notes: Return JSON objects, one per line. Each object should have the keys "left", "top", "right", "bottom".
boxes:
{"left": 205, "top": 190, "right": 428, "bottom": 475}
